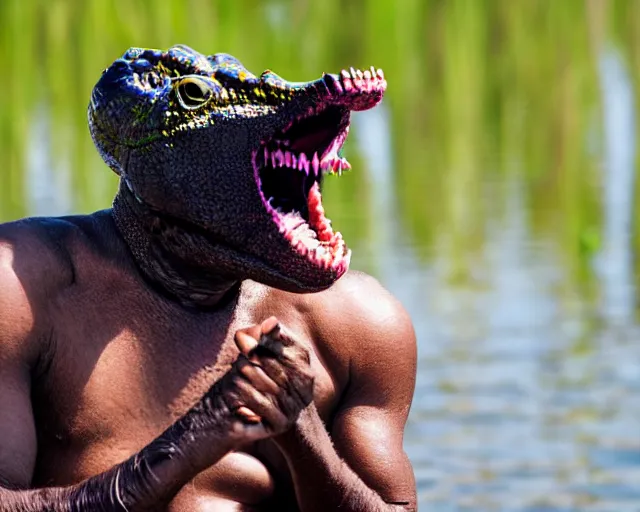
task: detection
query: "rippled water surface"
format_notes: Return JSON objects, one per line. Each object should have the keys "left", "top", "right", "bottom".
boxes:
{"left": 2, "top": 2, "right": 640, "bottom": 510}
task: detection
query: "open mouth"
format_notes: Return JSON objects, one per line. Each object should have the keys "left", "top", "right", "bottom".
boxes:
{"left": 252, "top": 67, "right": 387, "bottom": 274}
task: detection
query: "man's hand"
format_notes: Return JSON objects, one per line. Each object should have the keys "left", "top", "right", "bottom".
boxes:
{"left": 216, "top": 316, "right": 315, "bottom": 446}
{"left": 246, "top": 273, "right": 418, "bottom": 512}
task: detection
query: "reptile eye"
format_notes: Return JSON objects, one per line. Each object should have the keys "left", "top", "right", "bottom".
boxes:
{"left": 177, "top": 77, "right": 212, "bottom": 109}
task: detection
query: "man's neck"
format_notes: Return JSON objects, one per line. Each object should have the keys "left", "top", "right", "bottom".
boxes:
{"left": 111, "top": 186, "right": 240, "bottom": 310}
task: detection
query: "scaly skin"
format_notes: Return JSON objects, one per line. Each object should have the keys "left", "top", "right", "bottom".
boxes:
{"left": 89, "top": 45, "right": 386, "bottom": 305}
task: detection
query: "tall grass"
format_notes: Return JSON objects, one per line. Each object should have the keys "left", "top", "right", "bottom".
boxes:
{"left": 0, "top": 0, "right": 638, "bottom": 288}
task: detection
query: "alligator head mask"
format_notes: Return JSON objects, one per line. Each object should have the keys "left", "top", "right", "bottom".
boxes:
{"left": 88, "top": 45, "right": 386, "bottom": 303}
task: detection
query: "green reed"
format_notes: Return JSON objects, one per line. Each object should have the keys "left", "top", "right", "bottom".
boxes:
{"left": 0, "top": 0, "right": 639, "bottom": 293}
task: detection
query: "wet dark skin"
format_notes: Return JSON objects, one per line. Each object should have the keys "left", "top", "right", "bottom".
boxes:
{"left": 0, "top": 46, "right": 416, "bottom": 511}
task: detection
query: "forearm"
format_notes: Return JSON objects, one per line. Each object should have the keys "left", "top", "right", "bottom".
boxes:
{"left": 0, "top": 399, "right": 233, "bottom": 512}
{"left": 275, "top": 406, "right": 413, "bottom": 512}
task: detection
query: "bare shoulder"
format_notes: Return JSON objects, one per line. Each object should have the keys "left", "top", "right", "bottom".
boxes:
{"left": 304, "top": 270, "right": 417, "bottom": 395}
{"left": 312, "top": 270, "right": 416, "bottom": 349}
{"left": 0, "top": 216, "right": 80, "bottom": 362}
{"left": 0, "top": 216, "right": 79, "bottom": 285}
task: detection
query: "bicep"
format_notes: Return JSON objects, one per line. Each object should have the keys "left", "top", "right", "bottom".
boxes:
{"left": 0, "top": 244, "right": 39, "bottom": 488}
{"left": 329, "top": 283, "right": 418, "bottom": 504}
{"left": 331, "top": 404, "right": 415, "bottom": 505}
{"left": 0, "top": 363, "right": 37, "bottom": 488}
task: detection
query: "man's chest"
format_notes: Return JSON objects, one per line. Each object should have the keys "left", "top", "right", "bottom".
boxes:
{"left": 31, "top": 289, "right": 339, "bottom": 485}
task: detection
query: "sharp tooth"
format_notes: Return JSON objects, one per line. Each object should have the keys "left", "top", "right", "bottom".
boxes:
{"left": 341, "top": 158, "right": 351, "bottom": 170}
{"left": 299, "top": 153, "right": 309, "bottom": 174}
{"left": 356, "top": 69, "right": 364, "bottom": 80}
{"left": 364, "top": 70, "right": 372, "bottom": 80}
{"left": 377, "top": 69, "right": 384, "bottom": 79}
{"left": 285, "top": 151, "right": 292, "bottom": 167}
{"left": 327, "top": 159, "right": 336, "bottom": 174}
{"left": 264, "top": 147, "right": 269, "bottom": 163}
{"left": 318, "top": 218, "right": 332, "bottom": 236}
{"left": 296, "top": 242, "right": 308, "bottom": 257}
{"left": 341, "top": 69, "right": 350, "bottom": 79}
{"left": 349, "top": 67, "right": 357, "bottom": 78}
{"left": 344, "top": 249, "right": 352, "bottom": 267}
{"left": 370, "top": 66, "right": 376, "bottom": 77}
{"left": 312, "top": 152, "right": 320, "bottom": 175}
{"left": 271, "top": 152, "right": 276, "bottom": 168}
{"left": 275, "top": 149, "right": 283, "bottom": 167}
{"left": 291, "top": 154, "right": 298, "bottom": 168}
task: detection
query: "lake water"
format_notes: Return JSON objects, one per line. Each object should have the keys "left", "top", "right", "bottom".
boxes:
{"left": 1, "top": 2, "right": 640, "bottom": 510}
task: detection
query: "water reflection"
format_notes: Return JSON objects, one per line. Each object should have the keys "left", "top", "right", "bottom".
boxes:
{"left": 26, "top": 104, "right": 73, "bottom": 216}
{"left": 597, "top": 48, "right": 636, "bottom": 324}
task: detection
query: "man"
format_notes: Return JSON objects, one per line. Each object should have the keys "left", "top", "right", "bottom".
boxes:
{"left": 0, "top": 46, "right": 417, "bottom": 511}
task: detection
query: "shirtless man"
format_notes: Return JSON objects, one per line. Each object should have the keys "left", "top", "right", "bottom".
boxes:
{"left": 0, "top": 46, "right": 417, "bottom": 511}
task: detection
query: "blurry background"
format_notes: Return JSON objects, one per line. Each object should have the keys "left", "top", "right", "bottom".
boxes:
{"left": 1, "top": 0, "right": 640, "bottom": 510}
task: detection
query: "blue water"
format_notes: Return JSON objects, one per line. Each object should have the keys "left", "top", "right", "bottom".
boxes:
{"left": 352, "top": 49, "right": 640, "bottom": 511}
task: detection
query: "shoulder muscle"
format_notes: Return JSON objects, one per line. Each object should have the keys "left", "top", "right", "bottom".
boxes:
{"left": 0, "top": 217, "right": 77, "bottom": 363}
{"left": 314, "top": 270, "right": 417, "bottom": 412}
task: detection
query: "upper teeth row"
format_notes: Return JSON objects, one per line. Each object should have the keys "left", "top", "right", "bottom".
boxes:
{"left": 341, "top": 66, "right": 384, "bottom": 81}
{"left": 264, "top": 147, "right": 350, "bottom": 175}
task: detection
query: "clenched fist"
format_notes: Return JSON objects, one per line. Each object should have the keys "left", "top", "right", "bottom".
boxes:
{"left": 201, "top": 317, "right": 315, "bottom": 447}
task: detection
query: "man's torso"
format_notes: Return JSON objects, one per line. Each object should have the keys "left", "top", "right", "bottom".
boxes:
{"left": 19, "top": 212, "right": 351, "bottom": 510}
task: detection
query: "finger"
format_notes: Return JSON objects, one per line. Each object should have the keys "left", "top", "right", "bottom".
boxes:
{"left": 260, "top": 324, "right": 298, "bottom": 352}
{"left": 235, "top": 331, "right": 258, "bottom": 356}
{"left": 237, "top": 357, "right": 280, "bottom": 395}
{"left": 260, "top": 316, "right": 280, "bottom": 335}
{"left": 257, "top": 333, "right": 303, "bottom": 360}
{"left": 235, "top": 406, "right": 261, "bottom": 424}
{"left": 254, "top": 337, "right": 284, "bottom": 359}
{"left": 249, "top": 355, "right": 289, "bottom": 388}
{"left": 233, "top": 376, "right": 288, "bottom": 430}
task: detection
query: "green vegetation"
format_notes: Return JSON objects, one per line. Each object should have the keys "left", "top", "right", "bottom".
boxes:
{"left": 0, "top": 0, "right": 638, "bottom": 291}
